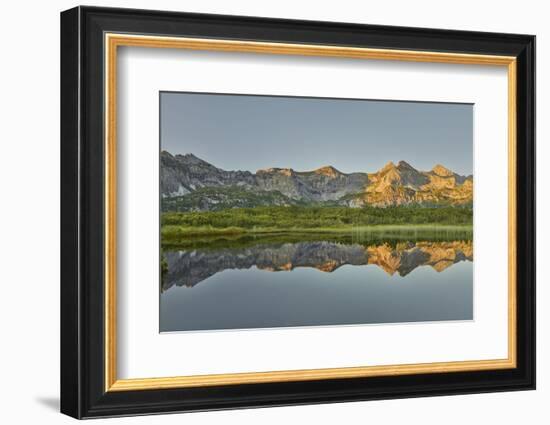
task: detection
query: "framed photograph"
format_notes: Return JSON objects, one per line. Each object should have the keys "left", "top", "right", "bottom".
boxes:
{"left": 60, "top": 6, "right": 535, "bottom": 419}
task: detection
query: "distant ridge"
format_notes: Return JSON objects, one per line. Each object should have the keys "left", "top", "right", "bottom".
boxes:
{"left": 160, "top": 151, "right": 473, "bottom": 211}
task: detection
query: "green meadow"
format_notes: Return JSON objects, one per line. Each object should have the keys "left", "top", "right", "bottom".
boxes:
{"left": 161, "top": 205, "right": 473, "bottom": 247}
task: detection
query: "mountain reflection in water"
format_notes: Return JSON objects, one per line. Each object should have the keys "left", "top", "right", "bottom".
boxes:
{"left": 162, "top": 239, "right": 473, "bottom": 291}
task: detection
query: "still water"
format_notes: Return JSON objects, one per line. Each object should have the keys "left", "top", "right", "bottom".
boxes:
{"left": 160, "top": 235, "right": 473, "bottom": 332}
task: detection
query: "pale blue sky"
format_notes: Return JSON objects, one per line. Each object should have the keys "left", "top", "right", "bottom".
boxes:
{"left": 161, "top": 92, "right": 473, "bottom": 175}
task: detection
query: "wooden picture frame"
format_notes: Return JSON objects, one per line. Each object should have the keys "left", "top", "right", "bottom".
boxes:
{"left": 61, "top": 5, "right": 535, "bottom": 419}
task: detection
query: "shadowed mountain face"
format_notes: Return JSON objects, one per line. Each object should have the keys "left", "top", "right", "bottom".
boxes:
{"left": 162, "top": 240, "right": 473, "bottom": 291}
{"left": 160, "top": 152, "right": 473, "bottom": 211}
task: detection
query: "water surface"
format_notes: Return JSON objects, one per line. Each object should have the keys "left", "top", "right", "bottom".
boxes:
{"left": 160, "top": 233, "right": 473, "bottom": 332}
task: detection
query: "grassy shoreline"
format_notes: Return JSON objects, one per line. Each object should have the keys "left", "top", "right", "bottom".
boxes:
{"left": 161, "top": 224, "right": 473, "bottom": 251}
{"left": 161, "top": 205, "right": 473, "bottom": 243}
{"left": 162, "top": 223, "right": 473, "bottom": 237}
{"left": 161, "top": 225, "right": 473, "bottom": 253}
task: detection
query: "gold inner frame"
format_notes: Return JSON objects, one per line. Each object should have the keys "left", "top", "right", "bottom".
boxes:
{"left": 104, "top": 33, "right": 518, "bottom": 392}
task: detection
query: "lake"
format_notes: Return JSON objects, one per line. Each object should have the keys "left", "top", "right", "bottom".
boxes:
{"left": 160, "top": 232, "right": 473, "bottom": 332}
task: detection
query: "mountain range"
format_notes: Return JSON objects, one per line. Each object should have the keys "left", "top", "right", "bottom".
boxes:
{"left": 160, "top": 151, "right": 473, "bottom": 211}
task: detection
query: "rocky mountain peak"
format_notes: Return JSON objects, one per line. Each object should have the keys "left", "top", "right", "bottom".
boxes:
{"left": 175, "top": 152, "right": 210, "bottom": 165}
{"left": 314, "top": 165, "right": 343, "bottom": 178}
{"left": 397, "top": 160, "right": 415, "bottom": 170}
{"left": 257, "top": 167, "right": 295, "bottom": 177}
{"left": 381, "top": 161, "right": 397, "bottom": 172}
{"left": 432, "top": 164, "right": 454, "bottom": 177}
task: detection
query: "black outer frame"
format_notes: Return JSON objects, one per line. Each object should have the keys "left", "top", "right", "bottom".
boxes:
{"left": 60, "top": 5, "right": 535, "bottom": 419}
